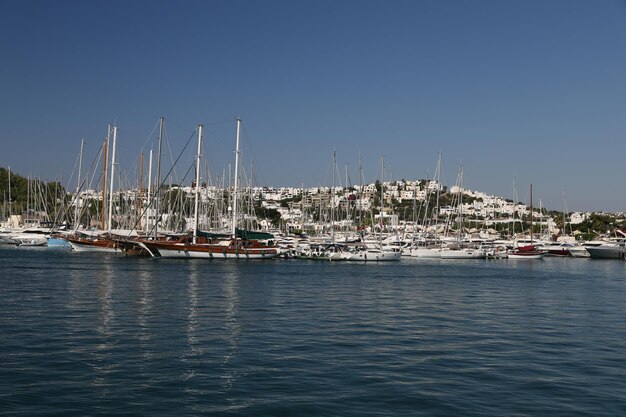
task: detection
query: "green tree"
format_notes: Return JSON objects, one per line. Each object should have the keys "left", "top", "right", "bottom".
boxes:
{"left": 254, "top": 203, "right": 282, "bottom": 227}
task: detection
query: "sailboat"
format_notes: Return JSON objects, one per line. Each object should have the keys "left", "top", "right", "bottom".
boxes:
{"left": 140, "top": 119, "right": 279, "bottom": 259}
{"left": 408, "top": 153, "right": 445, "bottom": 258}
{"left": 48, "top": 140, "right": 84, "bottom": 249}
{"left": 294, "top": 150, "right": 346, "bottom": 260}
{"left": 337, "top": 156, "right": 401, "bottom": 261}
{"left": 5, "top": 172, "right": 54, "bottom": 247}
{"left": 65, "top": 125, "right": 125, "bottom": 253}
{"left": 507, "top": 184, "right": 545, "bottom": 259}
{"left": 439, "top": 164, "right": 486, "bottom": 259}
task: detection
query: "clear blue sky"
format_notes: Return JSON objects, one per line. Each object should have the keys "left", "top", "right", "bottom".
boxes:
{"left": 2, "top": 0, "right": 626, "bottom": 212}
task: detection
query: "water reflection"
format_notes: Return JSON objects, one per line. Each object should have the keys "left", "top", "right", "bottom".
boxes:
{"left": 92, "top": 255, "right": 116, "bottom": 394}
{"left": 95, "top": 258, "right": 115, "bottom": 342}
{"left": 222, "top": 266, "right": 241, "bottom": 392}
{"left": 136, "top": 266, "right": 154, "bottom": 361}
{"left": 65, "top": 261, "right": 86, "bottom": 318}
{"left": 184, "top": 261, "right": 201, "bottom": 381}
{"left": 5, "top": 248, "right": 626, "bottom": 416}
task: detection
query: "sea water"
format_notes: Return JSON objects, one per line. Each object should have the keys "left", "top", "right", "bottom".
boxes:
{"left": 1, "top": 246, "right": 625, "bottom": 416}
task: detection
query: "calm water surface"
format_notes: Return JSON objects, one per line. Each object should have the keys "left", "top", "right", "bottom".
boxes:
{"left": 1, "top": 246, "right": 625, "bottom": 416}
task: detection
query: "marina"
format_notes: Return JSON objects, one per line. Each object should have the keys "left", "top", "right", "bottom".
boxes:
{"left": 2, "top": 123, "right": 624, "bottom": 262}
{"left": 3, "top": 2, "right": 626, "bottom": 415}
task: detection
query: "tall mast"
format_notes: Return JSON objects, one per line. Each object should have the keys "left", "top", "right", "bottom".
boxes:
{"left": 155, "top": 117, "right": 164, "bottom": 237}
{"left": 358, "top": 153, "right": 363, "bottom": 229}
{"left": 7, "top": 166, "right": 11, "bottom": 218}
{"left": 511, "top": 177, "right": 517, "bottom": 237}
{"left": 331, "top": 149, "right": 336, "bottom": 243}
{"left": 228, "top": 163, "right": 232, "bottom": 226}
{"left": 193, "top": 125, "right": 203, "bottom": 244}
{"left": 107, "top": 125, "right": 117, "bottom": 233}
{"left": 458, "top": 164, "right": 464, "bottom": 240}
{"left": 101, "top": 135, "right": 108, "bottom": 230}
{"left": 26, "top": 174, "right": 30, "bottom": 222}
{"left": 538, "top": 197, "right": 543, "bottom": 237}
{"left": 562, "top": 189, "right": 571, "bottom": 236}
{"left": 300, "top": 181, "right": 304, "bottom": 232}
{"left": 138, "top": 152, "right": 143, "bottom": 232}
{"left": 75, "top": 139, "right": 84, "bottom": 229}
{"left": 380, "top": 155, "right": 385, "bottom": 234}
{"left": 412, "top": 177, "right": 417, "bottom": 228}
{"left": 146, "top": 148, "right": 153, "bottom": 232}
{"left": 231, "top": 117, "right": 241, "bottom": 238}
{"left": 530, "top": 183, "right": 533, "bottom": 243}
{"left": 434, "top": 153, "right": 441, "bottom": 230}
{"left": 345, "top": 163, "right": 350, "bottom": 225}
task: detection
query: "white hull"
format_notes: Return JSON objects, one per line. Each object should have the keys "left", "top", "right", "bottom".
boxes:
{"left": 15, "top": 236, "right": 48, "bottom": 246}
{"left": 440, "top": 248, "right": 486, "bottom": 259}
{"left": 409, "top": 247, "right": 442, "bottom": 258}
{"left": 339, "top": 250, "right": 401, "bottom": 261}
{"left": 68, "top": 241, "right": 122, "bottom": 253}
{"left": 568, "top": 247, "right": 590, "bottom": 258}
{"left": 507, "top": 253, "right": 545, "bottom": 260}
{"left": 0, "top": 236, "right": 14, "bottom": 244}
{"left": 156, "top": 246, "right": 278, "bottom": 259}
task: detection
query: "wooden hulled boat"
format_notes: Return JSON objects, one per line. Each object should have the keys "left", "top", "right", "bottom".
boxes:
{"left": 64, "top": 232, "right": 122, "bottom": 253}
{"left": 139, "top": 229, "right": 279, "bottom": 259}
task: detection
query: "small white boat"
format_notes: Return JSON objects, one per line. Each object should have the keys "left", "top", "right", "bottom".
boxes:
{"left": 339, "top": 243, "right": 401, "bottom": 261}
{"left": 538, "top": 242, "right": 575, "bottom": 257}
{"left": 409, "top": 246, "right": 443, "bottom": 258}
{"left": 568, "top": 244, "right": 593, "bottom": 258}
{"left": 440, "top": 246, "right": 486, "bottom": 259}
{"left": 11, "top": 229, "right": 50, "bottom": 246}
{"left": 15, "top": 235, "right": 48, "bottom": 246}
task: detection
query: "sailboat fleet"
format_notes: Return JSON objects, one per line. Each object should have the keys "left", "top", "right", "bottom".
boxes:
{"left": 135, "top": 121, "right": 279, "bottom": 259}
{"left": 2, "top": 117, "right": 625, "bottom": 262}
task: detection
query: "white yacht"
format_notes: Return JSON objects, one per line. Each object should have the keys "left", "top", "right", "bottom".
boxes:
{"left": 584, "top": 239, "right": 625, "bottom": 259}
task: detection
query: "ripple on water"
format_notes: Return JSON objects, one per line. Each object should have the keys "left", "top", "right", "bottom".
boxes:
{"left": 1, "top": 248, "right": 625, "bottom": 416}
